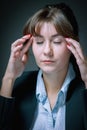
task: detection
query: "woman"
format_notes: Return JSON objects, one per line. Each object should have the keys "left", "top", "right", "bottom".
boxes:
{"left": 0, "top": 3, "right": 87, "bottom": 130}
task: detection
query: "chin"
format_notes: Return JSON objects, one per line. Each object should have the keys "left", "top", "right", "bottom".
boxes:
{"left": 40, "top": 67, "right": 56, "bottom": 74}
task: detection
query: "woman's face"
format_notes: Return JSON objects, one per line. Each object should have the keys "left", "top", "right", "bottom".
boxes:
{"left": 32, "top": 22, "right": 71, "bottom": 74}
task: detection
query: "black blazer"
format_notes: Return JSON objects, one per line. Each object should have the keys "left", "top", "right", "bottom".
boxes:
{"left": 0, "top": 71, "right": 87, "bottom": 130}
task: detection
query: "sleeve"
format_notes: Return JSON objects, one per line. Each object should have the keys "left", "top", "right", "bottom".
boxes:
{"left": 0, "top": 96, "right": 15, "bottom": 130}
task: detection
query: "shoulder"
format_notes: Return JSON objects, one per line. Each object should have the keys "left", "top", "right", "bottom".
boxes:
{"left": 14, "top": 70, "right": 38, "bottom": 85}
{"left": 66, "top": 78, "right": 87, "bottom": 130}
{"left": 12, "top": 70, "right": 39, "bottom": 97}
{"left": 66, "top": 77, "right": 86, "bottom": 101}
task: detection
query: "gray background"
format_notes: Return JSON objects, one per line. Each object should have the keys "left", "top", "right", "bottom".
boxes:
{"left": 0, "top": 0, "right": 87, "bottom": 84}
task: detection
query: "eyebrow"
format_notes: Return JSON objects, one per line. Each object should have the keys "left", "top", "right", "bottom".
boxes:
{"left": 34, "top": 34, "right": 43, "bottom": 38}
{"left": 51, "top": 34, "right": 61, "bottom": 38}
{"left": 34, "top": 33, "right": 60, "bottom": 38}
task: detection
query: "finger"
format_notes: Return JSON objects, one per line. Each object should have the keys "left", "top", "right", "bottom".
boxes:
{"left": 22, "top": 34, "right": 32, "bottom": 39}
{"left": 65, "top": 38, "right": 84, "bottom": 60}
{"left": 67, "top": 43, "right": 84, "bottom": 65}
{"left": 22, "top": 37, "right": 33, "bottom": 54}
{"left": 22, "top": 54, "right": 28, "bottom": 64}
{"left": 22, "top": 34, "right": 32, "bottom": 46}
{"left": 11, "top": 39, "right": 25, "bottom": 48}
{"left": 11, "top": 34, "right": 32, "bottom": 49}
{"left": 10, "top": 44, "right": 23, "bottom": 59}
{"left": 11, "top": 43, "right": 23, "bottom": 52}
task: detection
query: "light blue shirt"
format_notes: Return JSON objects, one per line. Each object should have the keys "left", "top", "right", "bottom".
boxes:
{"left": 32, "top": 64, "right": 75, "bottom": 130}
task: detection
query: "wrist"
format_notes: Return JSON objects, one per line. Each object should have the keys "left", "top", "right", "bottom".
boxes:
{"left": 2, "top": 75, "right": 15, "bottom": 85}
{"left": 3, "top": 71, "right": 16, "bottom": 81}
{"left": 0, "top": 75, "right": 15, "bottom": 97}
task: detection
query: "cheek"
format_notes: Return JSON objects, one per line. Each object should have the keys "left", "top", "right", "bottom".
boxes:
{"left": 62, "top": 47, "right": 71, "bottom": 61}
{"left": 32, "top": 44, "right": 37, "bottom": 57}
{"left": 32, "top": 43, "right": 35, "bottom": 54}
{"left": 32, "top": 43, "right": 40, "bottom": 60}
{"left": 56, "top": 45, "right": 71, "bottom": 61}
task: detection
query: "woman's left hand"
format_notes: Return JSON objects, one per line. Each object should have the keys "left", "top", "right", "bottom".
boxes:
{"left": 66, "top": 38, "right": 87, "bottom": 88}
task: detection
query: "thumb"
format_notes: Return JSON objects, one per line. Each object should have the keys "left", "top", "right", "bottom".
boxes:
{"left": 22, "top": 54, "right": 28, "bottom": 64}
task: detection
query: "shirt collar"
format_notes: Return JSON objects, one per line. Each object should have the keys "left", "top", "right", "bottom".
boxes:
{"left": 36, "top": 63, "right": 75, "bottom": 104}
{"left": 36, "top": 70, "right": 47, "bottom": 103}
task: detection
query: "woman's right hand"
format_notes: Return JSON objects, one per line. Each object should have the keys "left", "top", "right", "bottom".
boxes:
{"left": 4, "top": 34, "right": 32, "bottom": 80}
{"left": 0, "top": 34, "right": 32, "bottom": 97}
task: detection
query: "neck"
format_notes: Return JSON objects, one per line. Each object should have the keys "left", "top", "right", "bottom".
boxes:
{"left": 42, "top": 67, "right": 68, "bottom": 109}
{"left": 42, "top": 66, "right": 69, "bottom": 95}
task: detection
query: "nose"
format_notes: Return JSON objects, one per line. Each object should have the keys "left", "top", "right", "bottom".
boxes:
{"left": 43, "top": 42, "right": 53, "bottom": 57}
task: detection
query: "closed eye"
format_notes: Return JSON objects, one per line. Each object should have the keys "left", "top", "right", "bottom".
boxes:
{"left": 53, "top": 41, "right": 61, "bottom": 44}
{"left": 36, "top": 41, "right": 43, "bottom": 44}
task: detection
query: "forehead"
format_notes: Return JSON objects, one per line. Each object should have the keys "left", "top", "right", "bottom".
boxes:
{"left": 35, "top": 22, "right": 59, "bottom": 36}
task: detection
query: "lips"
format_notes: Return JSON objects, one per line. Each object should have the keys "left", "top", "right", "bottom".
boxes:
{"left": 41, "top": 60, "right": 54, "bottom": 64}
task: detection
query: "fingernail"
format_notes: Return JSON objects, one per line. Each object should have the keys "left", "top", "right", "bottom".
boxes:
{"left": 65, "top": 37, "right": 69, "bottom": 40}
{"left": 23, "top": 34, "right": 32, "bottom": 38}
{"left": 67, "top": 42, "right": 71, "bottom": 46}
{"left": 27, "top": 34, "right": 32, "bottom": 37}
